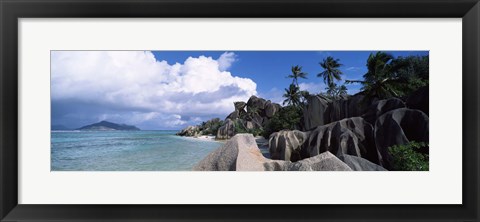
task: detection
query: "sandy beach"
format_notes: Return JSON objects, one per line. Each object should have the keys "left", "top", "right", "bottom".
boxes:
{"left": 185, "top": 135, "right": 220, "bottom": 142}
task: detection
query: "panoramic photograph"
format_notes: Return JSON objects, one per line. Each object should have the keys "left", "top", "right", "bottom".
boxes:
{"left": 51, "top": 50, "right": 429, "bottom": 171}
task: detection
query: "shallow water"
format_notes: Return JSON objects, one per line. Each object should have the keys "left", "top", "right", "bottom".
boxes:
{"left": 51, "top": 130, "right": 222, "bottom": 171}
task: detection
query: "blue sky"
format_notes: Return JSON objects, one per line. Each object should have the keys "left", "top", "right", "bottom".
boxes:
{"left": 51, "top": 50, "right": 428, "bottom": 130}
{"left": 153, "top": 51, "right": 428, "bottom": 99}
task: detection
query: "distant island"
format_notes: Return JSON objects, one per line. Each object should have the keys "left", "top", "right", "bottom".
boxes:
{"left": 77, "top": 121, "right": 140, "bottom": 131}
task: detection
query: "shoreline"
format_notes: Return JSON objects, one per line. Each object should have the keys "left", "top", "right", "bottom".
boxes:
{"left": 179, "top": 134, "right": 269, "bottom": 145}
{"left": 179, "top": 134, "right": 272, "bottom": 158}
{"left": 181, "top": 135, "right": 224, "bottom": 143}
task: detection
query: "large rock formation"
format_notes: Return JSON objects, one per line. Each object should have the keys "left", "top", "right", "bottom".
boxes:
{"left": 303, "top": 95, "right": 330, "bottom": 130}
{"left": 374, "top": 108, "right": 429, "bottom": 169}
{"left": 194, "top": 134, "right": 352, "bottom": 171}
{"left": 406, "top": 86, "right": 429, "bottom": 115}
{"left": 268, "top": 130, "right": 309, "bottom": 161}
{"left": 176, "top": 125, "right": 199, "bottom": 136}
{"left": 179, "top": 96, "right": 281, "bottom": 140}
{"left": 215, "top": 96, "right": 281, "bottom": 140}
{"left": 177, "top": 118, "right": 223, "bottom": 137}
{"left": 226, "top": 101, "right": 248, "bottom": 120}
{"left": 301, "top": 117, "right": 381, "bottom": 165}
{"left": 265, "top": 101, "right": 282, "bottom": 118}
{"left": 343, "top": 94, "right": 376, "bottom": 118}
{"left": 246, "top": 95, "right": 267, "bottom": 114}
{"left": 338, "top": 154, "right": 386, "bottom": 171}
{"left": 216, "top": 119, "right": 235, "bottom": 140}
{"left": 362, "top": 98, "right": 406, "bottom": 125}
{"left": 267, "top": 117, "right": 382, "bottom": 166}
{"left": 303, "top": 94, "right": 377, "bottom": 130}
{"left": 226, "top": 110, "right": 240, "bottom": 120}
{"left": 263, "top": 152, "right": 352, "bottom": 171}
{"left": 234, "top": 101, "right": 247, "bottom": 112}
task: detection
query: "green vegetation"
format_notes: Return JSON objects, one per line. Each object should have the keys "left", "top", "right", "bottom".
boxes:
{"left": 318, "top": 56, "right": 344, "bottom": 88}
{"left": 316, "top": 56, "right": 348, "bottom": 98}
{"left": 346, "top": 52, "right": 400, "bottom": 99}
{"left": 262, "top": 105, "right": 303, "bottom": 138}
{"left": 390, "top": 55, "right": 429, "bottom": 96}
{"left": 286, "top": 65, "right": 308, "bottom": 87}
{"left": 346, "top": 52, "right": 429, "bottom": 99}
{"left": 324, "top": 83, "right": 348, "bottom": 99}
{"left": 233, "top": 119, "right": 263, "bottom": 137}
{"left": 199, "top": 118, "right": 224, "bottom": 135}
{"left": 388, "top": 141, "right": 429, "bottom": 171}
{"left": 299, "top": 90, "right": 311, "bottom": 106}
{"left": 246, "top": 106, "right": 259, "bottom": 120}
{"left": 285, "top": 65, "right": 310, "bottom": 108}
{"left": 283, "top": 84, "right": 302, "bottom": 107}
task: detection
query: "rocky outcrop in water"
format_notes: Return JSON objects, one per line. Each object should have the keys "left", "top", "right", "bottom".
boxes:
{"left": 194, "top": 134, "right": 352, "bottom": 171}
{"left": 176, "top": 125, "right": 199, "bottom": 137}
{"left": 177, "top": 118, "right": 224, "bottom": 137}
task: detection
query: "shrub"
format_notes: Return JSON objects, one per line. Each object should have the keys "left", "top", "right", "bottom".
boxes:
{"left": 262, "top": 105, "right": 302, "bottom": 139}
{"left": 233, "top": 120, "right": 247, "bottom": 134}
{"left": 249, "top": 128, "right": 264, "bottom": 137}
{"left": 233, "top": 120, "right": 263, "bottom": 137}
{"left": 388, "top": 141, "right": 429, "bottom": 171}
{"left": 199, "top": 118, "right": 224, "bottom": 135}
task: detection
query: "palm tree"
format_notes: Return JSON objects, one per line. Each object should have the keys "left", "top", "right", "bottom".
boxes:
{"left": 299, "top": 90, "right": 311, "bottom": 105}
{"left": 337, "top": 84, "right": 348, "bottom": 96}
{"left": 364, "top": 51, "right": 394, "bottom": 83}
{"left": 325, "top": 83, "right": 338, "bottom": 97}
{"left": 286, "top": 65, "right": 308, "bottom": 87}
{"left": 283, "top": 84, "right": 301, "bottom": 107}
{"left": 318, "top": 56, "right": 343, "bottom": 87}
{"left": 345, "top": 51, "right": 403, "bottom": 99}
{"left": 324, "top": 83, "right": 349, "bottom": 99}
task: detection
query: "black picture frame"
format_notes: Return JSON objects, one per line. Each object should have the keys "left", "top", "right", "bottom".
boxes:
{"left": 1, "top": 0, "right": 479, "bottom": 221}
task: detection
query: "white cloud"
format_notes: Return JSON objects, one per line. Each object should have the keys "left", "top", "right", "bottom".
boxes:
{"left": 258, "top": 87, "right": 284, "bottom": 105}
{"left": 51, "top": 51, "right": 257, "bottom": 129}
{"left": 164, "top": 114, "right": 187, "bottom": 127}
{"left": 299, "top": 82, "right": 326, "bottom": 94}
{"left": 217, "top": 52, "right": 237, "bottom": 71}
{"left": 345, "top": 66, "right": 362, "bottom": 71}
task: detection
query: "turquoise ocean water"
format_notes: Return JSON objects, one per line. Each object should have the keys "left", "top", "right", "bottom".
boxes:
{"left": 51, "top": 130, "right": 222, "bottom": 171}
